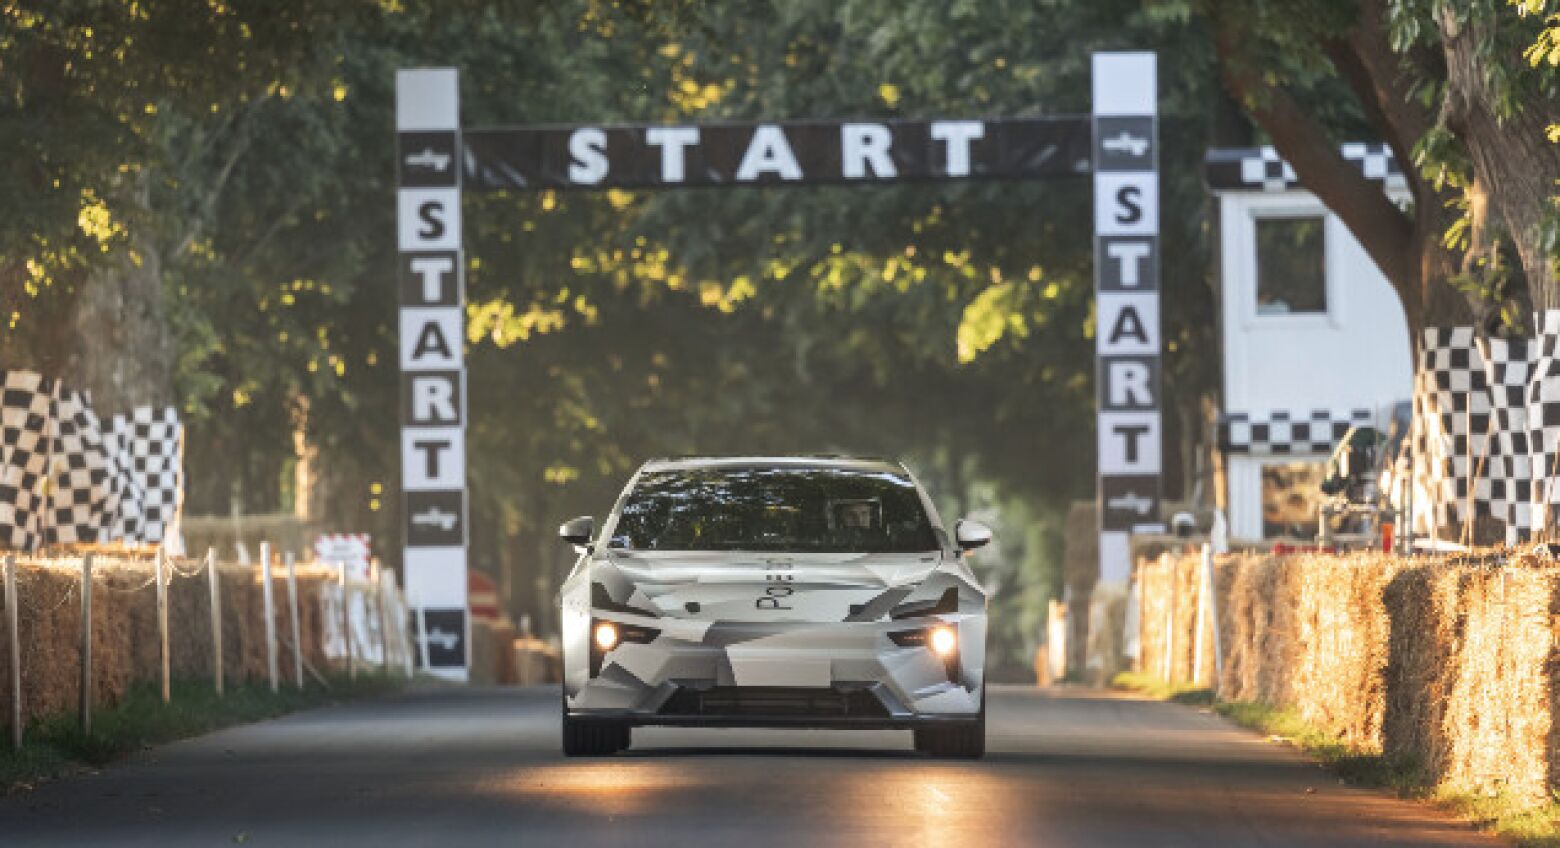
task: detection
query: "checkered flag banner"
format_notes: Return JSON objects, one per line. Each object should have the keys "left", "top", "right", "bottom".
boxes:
{"left": 1403, "top": 313, "right": 1560, "bottom": 544}
{"left": 1217, "top": 408, "right": 1374, "bottom": 455}
{"left": 1478, "top": 335, "right": 1532, "bottom": 544}
{"left": 1205, "top": 143, "right": 1406, "bottom": 193}
{"left": 0, "top": 371, "right": 55, "bottom": 550}
{"left": 0, "top": 370, "right": 183, "bottom": 551}
{"left": 1411, "top": 326, "right": 1492, "bottom": 537}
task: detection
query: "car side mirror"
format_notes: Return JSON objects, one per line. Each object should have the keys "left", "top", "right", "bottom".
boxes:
{"left": 955, "top": 519, "right": 993, "bottom": 551}
{"left": 559, "top": 516, "right": 595, "bottom": 547}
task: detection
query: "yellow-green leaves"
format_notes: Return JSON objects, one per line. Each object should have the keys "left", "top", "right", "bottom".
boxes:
{"left": 957, "top": 281, "right": 1028, "bottom": 363}
{"left": 76, "top": 189, "right": 121, "bottom": 249}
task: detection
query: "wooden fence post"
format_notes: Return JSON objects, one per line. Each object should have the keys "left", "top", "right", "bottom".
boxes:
{"left": 372, "top": 561, "right": 390, "bottom": 672}
{"left": 207, "top": 548, "right": 223, "bottom": 696}
{"left": 260, "top": 541, "right": 278, "bottom": 693}
{"left": 1193, "top": 555, "right": 1207, "bottom": 687}
{"left": 338, "top": 562, "right": 355, "bottom": 680}
{"left": 156, "top": 549, "right": 170, "bottom": 704}
{"left": 416, "top": 601, "right": 431, "bottom": 674}
{"left": 386, "top": 572, "right": 414, "bottom": 678}
{"left": 79, "top": 553, "right": 93, "bottom": 734}
{"left": 1160, "top": 553, "right": 1176, "bottom": 683}
{"left": 285, "top": 552, "right": 303, "bottom": 688}
{"left": 5, "top": 555, "right": 21, "bottom": 749}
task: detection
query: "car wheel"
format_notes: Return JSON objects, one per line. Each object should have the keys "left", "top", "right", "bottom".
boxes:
{"left": 913, "top": 688, "right": 986, "bottom": 758}
{"left": 561, "top": 700, "right": 631, "bottom": 756}
{"left": 913, "top": 718, "right": 985, "bottom": 758}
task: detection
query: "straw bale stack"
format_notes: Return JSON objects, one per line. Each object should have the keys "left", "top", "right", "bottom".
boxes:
{"left": 0, "top": 555, "right": 356, "bottom": 731}
{"left": 1138, "top": 550, "right": 1560, "bottom": 804}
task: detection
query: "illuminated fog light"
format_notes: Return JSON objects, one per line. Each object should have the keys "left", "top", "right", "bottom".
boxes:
{"left": 929, "top": 625, "right": 957, "bottom": 656}
{"left": 594, "top": 621, "right": 619, "bottom": 651}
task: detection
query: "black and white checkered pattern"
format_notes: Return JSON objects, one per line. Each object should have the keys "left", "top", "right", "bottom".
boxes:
{"left": 1525, "top": 311, "right": 1560, "bottom": 536}
{"left": 1217, "top": 408, "right": 1373, "bottom": 455}
{"left": 1478, "top": 336, "right": 1532, "bottom": 543}
{"left": 107, "top": 406, "right": 181, "bottom": 544}
{"left": 1411, "top": 326, "right": 1492, "bottom": 533}
{"left": 0, "top": 371, "right": 56, "bottom": 550}
{"left": 1205, "top": 143, "right": 1406, "bottom": 192}
{"left": 44, "top": 391, "right": 116, "bottom": 546}
{"left": 0, "top": 370, "right": 181, "bottom": 550}
{"left": 1405, "top": 316, "right": 1560, "bottom": 543}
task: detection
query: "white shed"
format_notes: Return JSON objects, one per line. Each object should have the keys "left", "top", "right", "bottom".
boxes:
{"left": 1205, "top": 145, "right": 1413, "bottom": 540}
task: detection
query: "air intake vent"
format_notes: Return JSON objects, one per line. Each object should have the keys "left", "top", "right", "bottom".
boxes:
{"left": 659, "top": 687, "right": 888, "bottom": 718}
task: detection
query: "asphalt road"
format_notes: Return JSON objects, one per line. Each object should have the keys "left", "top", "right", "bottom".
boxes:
{"left": 0, "top": 685, "right": 1503, "bottom": 847}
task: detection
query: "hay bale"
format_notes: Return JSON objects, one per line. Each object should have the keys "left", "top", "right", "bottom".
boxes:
{"left": 1141, "top": 547, "right": 1560, "bottom": 807}
{"left": 513, "top": 637, "right": 560, "bottom": 684}
{"left": 0, "top": 555, "right": 402, "bottom": 735}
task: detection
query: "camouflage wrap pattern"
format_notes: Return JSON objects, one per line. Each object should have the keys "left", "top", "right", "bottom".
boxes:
{"left": 561, "top": 549, "right": 986, "bottom": 721}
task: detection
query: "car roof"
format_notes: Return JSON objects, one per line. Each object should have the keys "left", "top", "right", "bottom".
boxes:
{"left": 639, "top": 455, "right": 908, "bottom": 474}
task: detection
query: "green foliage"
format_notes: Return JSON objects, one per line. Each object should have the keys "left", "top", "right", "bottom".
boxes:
{"left": 1110, "top": 670, "right": 1215, "bottom": 704}
{"left": 3, "top": 1, "right": 1228, "bottom": 652}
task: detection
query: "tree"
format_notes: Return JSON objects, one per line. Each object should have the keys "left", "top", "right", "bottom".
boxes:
{"left": 1397, "top": 0, "right": 1560, "bottom": 312}
{"left": 0, "top": 1, "right": 387, "bottom": 408}
{"left": 5, "top": 0, "right": 1238, "bottom": 674}
{"left": 1199, "top": 0, "right": 1480, "bottom": 333}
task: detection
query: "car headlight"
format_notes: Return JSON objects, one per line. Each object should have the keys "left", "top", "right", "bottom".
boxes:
{"left": 589, "top": 618, "right": 661, "bottom": 677}
{"left": 888, "top": 623, "right": 961, "bottom": 683}
{"left": 929, "top": 625, "right": 958, "bottom": 657}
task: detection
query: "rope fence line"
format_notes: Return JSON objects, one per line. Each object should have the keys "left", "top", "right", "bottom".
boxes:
{"left": 0, "top": 546, "right": 417, "bottom": 750}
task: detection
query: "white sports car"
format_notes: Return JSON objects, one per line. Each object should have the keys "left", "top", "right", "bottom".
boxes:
{"left": 558, "top": 456, "right": 990, "bottom": 757}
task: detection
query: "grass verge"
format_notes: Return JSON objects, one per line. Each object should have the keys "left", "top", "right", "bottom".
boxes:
{"left": 1111, "top": 672, "right": 1560, "bottom": 847}
{"left": 1108, "top": 670, "right": 1214, "bottom": 706}
{"left": 0, "top": 674, "right": 405, "bottom": 794}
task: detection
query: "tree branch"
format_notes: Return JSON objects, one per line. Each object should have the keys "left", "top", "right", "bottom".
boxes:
{"left": 1210, "top": 5, "right": 1420, "bottom": 322}
{"left": 1320, "top": 0, "right": 1438, "bottom": 210}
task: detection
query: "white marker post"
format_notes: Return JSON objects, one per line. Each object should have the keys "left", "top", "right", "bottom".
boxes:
{"left": 286, "top": 552, "right": 303, "bottom": 688}
{"left": 260, "top": 541, "right": 278, "bottom": 693}
{"left": 207, "top": 548, "right": 223, "bottom": 696}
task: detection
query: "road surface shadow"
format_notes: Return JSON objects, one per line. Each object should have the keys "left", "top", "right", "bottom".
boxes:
{"left": 622, "top": 746, "right": 920, "bottom": 759}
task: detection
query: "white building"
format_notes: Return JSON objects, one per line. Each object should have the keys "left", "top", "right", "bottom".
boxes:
{"left": 1205, "top": 145, "right": 1413, "bottom": 540}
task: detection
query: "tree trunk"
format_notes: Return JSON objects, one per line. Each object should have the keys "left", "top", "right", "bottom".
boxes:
{"left": 1438, "top": 6, "right": 1560, "bottom": 313}
{"left": 64, "top": 181, "right": 173, "bottom": 411}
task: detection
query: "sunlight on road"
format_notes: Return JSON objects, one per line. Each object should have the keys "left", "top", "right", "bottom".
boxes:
{"left": 481, "top": 762, "right": 707, "bottom": 815}
{"left": 832, "top": 763, "right": 1009, "bottom": 843}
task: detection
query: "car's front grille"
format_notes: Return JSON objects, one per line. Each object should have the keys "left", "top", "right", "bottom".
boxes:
{"left": 658, "top": 686, "right": 889, "bottom": 718}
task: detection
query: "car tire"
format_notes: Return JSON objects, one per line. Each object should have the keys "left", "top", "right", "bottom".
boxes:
{"left": 562, "top": 706, "right": 631, "bottom": 756}
{"left": 913, "top": 718, "right": 984, "bottom": 758}
{"left": 914, "top": 688, "right": 985, "bottom": 758}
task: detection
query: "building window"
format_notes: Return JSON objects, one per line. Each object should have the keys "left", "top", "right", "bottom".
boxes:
{"left": 1255, "top": 216, "right": 1326, "bottom": 315}
{"left": 1261, "top": 461, "right": 1324, "bottom": 539}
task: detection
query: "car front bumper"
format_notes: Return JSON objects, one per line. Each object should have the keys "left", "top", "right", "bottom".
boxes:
{"left": 565, "top": 615, "right": 985, "bottom": 724}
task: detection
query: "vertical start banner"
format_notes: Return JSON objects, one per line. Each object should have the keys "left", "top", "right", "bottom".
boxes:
{"left": 396, "top": 69, "right": 469, "bottom": 679}
{"left": 1092, "top": 53, "right": 1163, "bottom": 584}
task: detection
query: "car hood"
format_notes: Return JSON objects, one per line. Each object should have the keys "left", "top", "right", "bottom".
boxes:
{"left": 591, "top": 549, "right": 952, "bottom": 623}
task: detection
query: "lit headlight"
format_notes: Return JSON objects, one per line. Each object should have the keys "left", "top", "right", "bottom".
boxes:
{"left": 594, "top": 621, "right": 619, "bottom": 650}
{"left": 929, "top": 625, "right": 958, "bottom": 657}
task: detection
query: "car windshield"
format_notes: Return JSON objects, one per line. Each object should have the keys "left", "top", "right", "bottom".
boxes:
{"left": 609, "top": 466, "right": 939, "bottom": 553}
